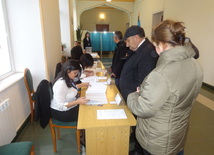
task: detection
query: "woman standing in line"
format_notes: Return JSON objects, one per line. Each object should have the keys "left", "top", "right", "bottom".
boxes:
{"left": 127, "top": 20, "right": 203, "bottom": 155}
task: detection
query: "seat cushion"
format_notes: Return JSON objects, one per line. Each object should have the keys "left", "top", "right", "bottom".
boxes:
{"left": 0, "top": 142, "right": 33, "bottom": 155}
{"left": 52, "top": 118, "right": 77, "bottom": 126}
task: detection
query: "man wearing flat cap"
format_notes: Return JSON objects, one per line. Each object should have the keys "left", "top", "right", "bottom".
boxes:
{"left": 119, "top": 26, "right": 158, "bottom": 155}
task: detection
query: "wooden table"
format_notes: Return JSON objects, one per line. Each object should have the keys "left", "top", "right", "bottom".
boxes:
{"left": 77, "top": 62, "right": 136, "bottom": 155}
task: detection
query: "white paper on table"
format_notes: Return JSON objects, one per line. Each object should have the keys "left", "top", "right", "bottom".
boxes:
{"left": 81, "top": 76, "right": 97, "bottom": 82}
{"left": 86, "top": 88, "right": 106, "bottom": 94}
{"left": 97, "top": 81, "right": 108, "bottom": 85}
{"left": 90, "top": 53, "right": 97, "bottom": 57}
{"left": 86, "top": 94, "right": 108, "bottom": 104}
{"left": 86, "top": 100, "right": 103, "bottom": 105}
{"left": 109, "top": 101, "right": 117, "bottom": 104}
{"left": 98, "top": 78, "right": 111, "bottom": 85}
{"left": 97, "top": 109, "right": 127, "bottom": 120}
{"left": 115, "top": 94, "right": 122, "bottom": 105}
{"left": 107, "top": 78, "right": 111, "bottom": 84}
{"left": 86, "top": 82, "right": 107, "bottom": 94}
{"left": 97, "top": 76, "right": 107, "bottom": 80}
{"left": 96, "top": 68, "right": 102, "bottom": 72}
{"left": 80, "top": 73, "right": 86, "bottom": 79}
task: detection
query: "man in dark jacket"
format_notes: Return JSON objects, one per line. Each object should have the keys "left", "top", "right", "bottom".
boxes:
{"left": 120, "top": 26, "right": 158, "bottom": 101}
{"left": 119, "top": 26, "right": 159, "bottom": 155}
{"left": 110, "top": 31, "right": 128, "bottom": 90}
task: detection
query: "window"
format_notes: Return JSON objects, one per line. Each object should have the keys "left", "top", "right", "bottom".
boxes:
{"left": 0, "top": 0, "right": 14, "bottom": 80}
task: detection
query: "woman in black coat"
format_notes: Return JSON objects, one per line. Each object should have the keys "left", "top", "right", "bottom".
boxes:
{"left": 83, "top": 32, "right": 92, "bottom": 50}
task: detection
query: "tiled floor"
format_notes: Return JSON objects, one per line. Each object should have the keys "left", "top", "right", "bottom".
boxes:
{"left": 15, "top": 52, "right": 214, "bottom": 155}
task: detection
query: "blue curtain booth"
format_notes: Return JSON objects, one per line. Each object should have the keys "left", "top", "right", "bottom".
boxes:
{"left": 91, "top": 32, "right": 116, "bottom": 52}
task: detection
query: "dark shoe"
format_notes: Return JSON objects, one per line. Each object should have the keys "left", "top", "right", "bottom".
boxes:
{"left": 129, "top": 150, "right": 144, "bottom": 155}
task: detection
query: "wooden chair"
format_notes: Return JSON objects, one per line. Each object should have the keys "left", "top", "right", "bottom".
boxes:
{"left": 0, "top": 142, "right": 35, "bottom": 155}
{"left": 49, "top": 118, "right": 81, "bottom": 153}
{"left": 40, "top": 80, "right": 81, "bottom": 153}
{"left": 24, "top": 68, "right": 35, "bottom": 123}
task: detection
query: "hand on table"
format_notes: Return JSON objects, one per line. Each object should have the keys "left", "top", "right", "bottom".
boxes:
{"left": 77, "top": 97, "right": 90, "bottom": 105}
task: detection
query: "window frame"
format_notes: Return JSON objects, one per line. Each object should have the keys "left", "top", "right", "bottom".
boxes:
{"left": 0, "top": 0, "right": 15, "bottom": 81}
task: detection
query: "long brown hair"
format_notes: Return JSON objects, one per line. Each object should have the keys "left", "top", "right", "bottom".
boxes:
{"left": 152, "top": 20, "right": 186, "bottom": 46}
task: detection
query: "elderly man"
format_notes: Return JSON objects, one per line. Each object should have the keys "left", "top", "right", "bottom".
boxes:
{"left": 120, "top": 26, "right": 158, "bottom": 102}
{"left": 119, "top": 26, "right": 158, "bottom": 155}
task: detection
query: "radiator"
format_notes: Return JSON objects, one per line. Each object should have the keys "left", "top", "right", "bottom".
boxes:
{"left": 0, "top": 99, "right": 16, "bottom": 146}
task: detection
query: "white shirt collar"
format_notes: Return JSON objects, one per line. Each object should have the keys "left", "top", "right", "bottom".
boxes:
{"left": 134, "top": 38, "right": 145, "bottom": 51}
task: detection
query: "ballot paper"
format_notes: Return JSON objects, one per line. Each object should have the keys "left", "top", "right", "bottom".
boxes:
{"left": 97, "top": 76, "right": 107, "bottom": 80}
{"left": 86, "top": 81, "right": 108, "bottom": 104}
{"left": 87, "top": 82, "right": 107, "bottom": 91}
{"left": 98, "top": 78, "right": 111, "bottom": 85}
{"left": 90, "top": 53, "right": 98, "bottom": 58}
{"left": 81, "top": 76, "right": 97, "bottom": 83}
{"left": 86, "top": 100, "right": 107, "bottom": 105}
{"left": 96, "top": 68, "right": 102, "bottom": 72}
{"left": 86, "top": 95, "right": 108, "bottom": 105}
{"left": 97, "top": 109, "right": 127, "bottom": 120}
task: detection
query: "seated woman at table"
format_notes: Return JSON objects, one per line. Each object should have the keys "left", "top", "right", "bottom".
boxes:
{"left": 80, "top": 53, "right": 94, "bottom": 77}
{"left": 51, "top": 60, "right": 90, "bottom": 122}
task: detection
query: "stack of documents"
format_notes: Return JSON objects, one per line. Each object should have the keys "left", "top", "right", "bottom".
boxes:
{"left": 81, "top": 76, "right": 97, "bottom": 83}
{"left": 86, "top": 82, "right": 108, "bottom": 105}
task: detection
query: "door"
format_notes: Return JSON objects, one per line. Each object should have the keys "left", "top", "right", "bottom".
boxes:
{"left": 96, "top": 24, "right": 109, "bottom": 31}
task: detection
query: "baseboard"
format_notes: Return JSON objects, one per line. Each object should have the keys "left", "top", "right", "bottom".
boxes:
{"left": 11, "top": 114, "right": 31, "bottom": 142}
{"left": 202, "top": 82, "right": 214, "bottom": 91}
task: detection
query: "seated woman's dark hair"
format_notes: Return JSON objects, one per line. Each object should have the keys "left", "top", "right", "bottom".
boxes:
{"left": 79, "top": 53, "right": 94, "bottom": 69}
{"left": 54, "top": 59, "right": 81, "bottom": 88}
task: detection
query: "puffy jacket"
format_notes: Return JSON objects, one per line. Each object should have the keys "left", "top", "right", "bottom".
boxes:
{"left": 127, "top": 46, "right": 203, "bottom": 155}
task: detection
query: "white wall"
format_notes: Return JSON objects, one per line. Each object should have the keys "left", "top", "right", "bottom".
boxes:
{"left": 4, "top": 0, "right": 47, "bottom": 131}
{"left": 164, "top": 0, "right": 214, "bottom": 86}
{"left": 132, "top": 0, "right": 165, "bottom": 39}
{"left": 59, "top": 0, "right": 72, "bottom": 55}
{"left": 0, "top": 0, "right": 62, "bottom": 139}
{"left": 0, "top": 79, "right": 29, "bottom": 131}
{"left": 132, "top": 0, "right": 214, "bottom": 86}
{"left": 6, "top": 0, "right": 46, "bottom": 88}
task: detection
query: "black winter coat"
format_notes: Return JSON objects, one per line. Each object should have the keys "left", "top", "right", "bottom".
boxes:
{"left": 111, "top": 41, "right": 128, "bottom": 78}
{"left": 34, "top": 80, "right": 52, "bottom": 128}
{"left": 119, "top": 38, "right": 159, "bottom": 101}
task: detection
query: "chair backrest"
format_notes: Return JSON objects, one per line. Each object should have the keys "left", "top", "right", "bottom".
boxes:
{"left": 24, "top": 68, "right": 34, "bottom": 94}
{"left": 24, "top": 68, "right": 35, "bottom": 122}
